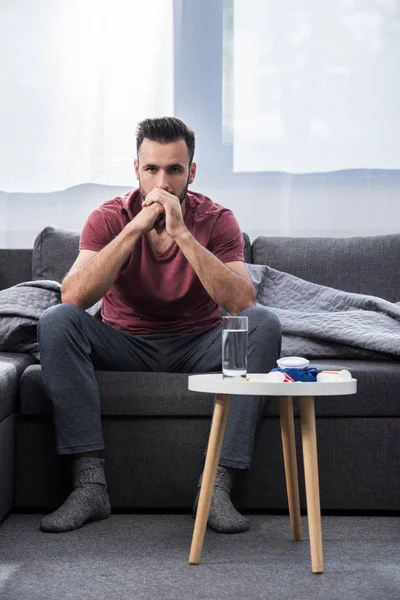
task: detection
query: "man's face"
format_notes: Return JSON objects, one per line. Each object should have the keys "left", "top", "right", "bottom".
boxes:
{"left": 134, "top": 138, "right": 196, "bottom": 203}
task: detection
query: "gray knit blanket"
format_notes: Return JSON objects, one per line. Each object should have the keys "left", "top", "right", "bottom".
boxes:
{"left": 246, "top": 264, "right": 400, "bottom": 360}
{"left": 0, "top": 281, "right": 61, "bottom": 358}
{"left": 3, "top": 270, "right": 400, "bottom": 361}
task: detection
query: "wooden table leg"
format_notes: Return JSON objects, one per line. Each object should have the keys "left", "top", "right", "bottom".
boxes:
{"left": 189, "top": 393, "right": 231, "bottom": 565}
{"left": 279, "top": 396, "right": 302, "bottom": 541}
{"left": 300, "top": 396, "right": 324, "bottom": 574}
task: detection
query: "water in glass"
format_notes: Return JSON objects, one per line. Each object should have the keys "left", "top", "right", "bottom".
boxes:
{"left": 222, "top": 328, "right": 248, "bottom": 378}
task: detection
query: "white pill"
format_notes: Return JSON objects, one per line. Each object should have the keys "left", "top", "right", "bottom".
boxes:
{"left": 265, "top": 371, "right": 286, "bottom": 382}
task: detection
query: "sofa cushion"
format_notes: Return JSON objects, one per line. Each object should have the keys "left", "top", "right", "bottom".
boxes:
{"left": 252, "top": 234, "right": 400, "bottom": 301}
{"left": 32, "top": 227, "right": 252, "bottom": 284}
{"left": 32, "top": 226, "right": 80, "bottom": 283}
{"left": 18, "top": 360, "right": 400, "bottom": 418}
{"left": 0, "top": 354, "right": 37, "bottom": 421}
{"left": 19, "top": 366, "right": 215, "bottom": 417}
{"left": 307, "top": 359, "right": 400, "bottom": 417}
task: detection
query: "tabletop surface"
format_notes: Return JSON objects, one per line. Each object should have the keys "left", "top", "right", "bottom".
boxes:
{"left": 188, "top": 373, "right": 357, "bottom": 397}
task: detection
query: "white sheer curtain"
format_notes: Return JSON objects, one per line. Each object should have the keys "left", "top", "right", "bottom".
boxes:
{"left": 1, "top": 0, "right": 399, "bottom": 247}
{"left": 0, "top": 0, "right": 173, "bottom": 193}
{"left": 233, "top": 0, "right": 400, "bottom": 173}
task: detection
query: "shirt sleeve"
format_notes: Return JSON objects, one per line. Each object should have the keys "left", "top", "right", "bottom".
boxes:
{"left": 79, "top": 207, "right": 115, "bottom": 252}
{"left": 207, "top": 208, "right": 245, "bottom": 263}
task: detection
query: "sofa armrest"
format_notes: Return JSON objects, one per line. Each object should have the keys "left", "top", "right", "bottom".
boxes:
{"left": 0, "top": 353, "right": 37, "bottom": 421}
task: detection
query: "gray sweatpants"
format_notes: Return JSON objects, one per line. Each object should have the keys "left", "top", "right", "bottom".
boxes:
{"left": 38, "top": 304, "right": 282, "bottom": 469}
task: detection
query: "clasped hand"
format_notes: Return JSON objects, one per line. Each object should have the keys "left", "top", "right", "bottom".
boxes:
{"left": 141, "top": 187, "right": 186, "bottom": 237}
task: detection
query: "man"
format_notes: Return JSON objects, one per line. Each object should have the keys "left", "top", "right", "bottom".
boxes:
{"left": 38, "top": 117, "right": 282, "bottom": 534}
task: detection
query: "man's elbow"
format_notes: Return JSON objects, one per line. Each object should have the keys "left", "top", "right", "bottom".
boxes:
{"left": 225, "top": 289, "right": 257, "bottom": 316}
{"left": 61, "top": 285, "right": 87, "bottom": 310}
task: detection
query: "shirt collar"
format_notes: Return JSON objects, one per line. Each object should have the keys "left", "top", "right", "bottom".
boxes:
{"left": 121, "top": 188, "right": 140, "bottom": 219}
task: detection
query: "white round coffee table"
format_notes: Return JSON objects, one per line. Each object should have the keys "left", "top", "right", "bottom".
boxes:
{"left": 187, "top": 373, "right": 357, "bottom": 574}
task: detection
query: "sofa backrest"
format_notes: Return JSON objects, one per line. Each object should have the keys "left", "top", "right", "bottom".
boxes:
{"left": 0, "top": 226, "right": 253, "bottom": 289}
{"left": 0, "top": 249, "right": 32, "bottom": 291}
{"left": 252, "top": 234, "right": 400, "bottom": 302}
{"left": 1, "top": 229, "right": 399, "bottom": 302}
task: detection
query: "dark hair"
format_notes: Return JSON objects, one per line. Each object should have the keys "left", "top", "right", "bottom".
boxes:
{"left": 136, "top": 117, "right": 195, "bottom": 163}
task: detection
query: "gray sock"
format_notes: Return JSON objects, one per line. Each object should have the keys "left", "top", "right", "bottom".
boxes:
{"left": 40, "top": 457, "right": 111, "bottom": 533}
{"left": 193, "top": 465, "right": 249, "bottom": 534}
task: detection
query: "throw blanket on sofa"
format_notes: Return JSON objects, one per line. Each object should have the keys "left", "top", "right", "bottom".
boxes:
{"left": 0, "top": 281, "right": 61, "bottom": 358}
{"left": 246, "top": 264, "right": 400, "bottom": 360}
{"left": 2, "top": 270, "right": 400, "bottom": 361}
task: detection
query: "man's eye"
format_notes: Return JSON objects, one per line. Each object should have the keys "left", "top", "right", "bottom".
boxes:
{"left": 146, "top": 167, "right": 157, "bottom": 173}
{"left": 170, "top": 167, "right": 181, "bottom": 174}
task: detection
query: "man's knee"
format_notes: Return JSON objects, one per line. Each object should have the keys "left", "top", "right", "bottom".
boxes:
{"left": 241, "top": 304, "right": 282, "bottom": 340}
{"left": 38, "top": 303, "right": 83, "bottom": 336}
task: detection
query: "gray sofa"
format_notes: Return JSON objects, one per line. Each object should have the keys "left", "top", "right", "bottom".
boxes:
{"left": 1, "top": 226, "right": 400, "bottom": 522}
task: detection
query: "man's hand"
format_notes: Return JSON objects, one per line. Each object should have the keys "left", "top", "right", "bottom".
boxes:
{"left": 128, "top": 202, "right": 164, "bottom": 235}
{"left": 142, "top": 187, "right": 187, "bottom": 238}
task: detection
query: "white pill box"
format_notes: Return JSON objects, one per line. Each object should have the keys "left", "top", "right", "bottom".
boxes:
{"left": 316, "top": 370, "right": 352, "bottom": 382}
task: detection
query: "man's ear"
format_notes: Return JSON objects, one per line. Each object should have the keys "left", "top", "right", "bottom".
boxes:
{"left": 189, "top": 162, "right": 196, "bottom": 184}
{"left": 134, "top": 159, "right": 139, "bottom": 180}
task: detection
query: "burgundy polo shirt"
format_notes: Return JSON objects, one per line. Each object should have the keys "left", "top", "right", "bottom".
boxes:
{"left": 80, "top": 188, "right": 244, "bottom": 334}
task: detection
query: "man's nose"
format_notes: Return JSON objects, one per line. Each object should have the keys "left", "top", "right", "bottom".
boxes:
{"left": 156, "top": 172, "right": 169, "bottom": 190}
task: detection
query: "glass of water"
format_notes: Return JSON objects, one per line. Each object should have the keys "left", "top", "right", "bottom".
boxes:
{"left": 222, "top": 316, "right": 248, "bottom": 379}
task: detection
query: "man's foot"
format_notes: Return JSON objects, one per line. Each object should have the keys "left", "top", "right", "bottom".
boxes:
{"left": 193, "top": 465, "right": 249, "bottom": 534}
{"left": 40, "top": 457, "right": 111, "bottom": 533}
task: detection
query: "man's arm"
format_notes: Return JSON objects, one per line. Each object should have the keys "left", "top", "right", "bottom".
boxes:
{"left": 142, "top": 188, "right": 256, "bottom": 315}
{"left": 62, "top": 203, "right": 164, "bottom": 309}
{"left": 174, "top": 230, "right": 256, "bottom": 315}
